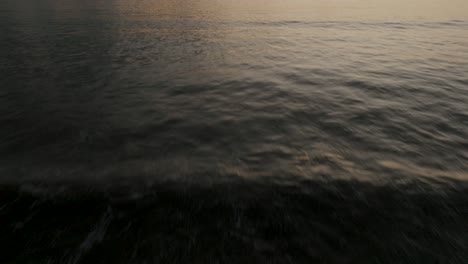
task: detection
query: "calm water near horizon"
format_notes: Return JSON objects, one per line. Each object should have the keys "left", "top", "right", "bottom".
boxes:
{"left": 1, "top": 0, "right": 468, "bottom": 263}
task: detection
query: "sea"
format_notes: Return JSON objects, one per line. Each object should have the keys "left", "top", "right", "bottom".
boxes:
{"left": 1, "top": 0, "right": 468, "bottom": 263}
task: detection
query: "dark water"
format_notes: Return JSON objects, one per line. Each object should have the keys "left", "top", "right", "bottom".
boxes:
{"left": 1, "top": 0, "right": 468, "bottom": 263}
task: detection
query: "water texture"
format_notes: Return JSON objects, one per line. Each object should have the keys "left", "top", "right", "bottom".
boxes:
{"left": 1, "top": 0, "right": 468, "bottom": 263}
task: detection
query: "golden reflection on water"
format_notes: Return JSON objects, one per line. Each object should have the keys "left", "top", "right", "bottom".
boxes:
{"left": 21, "top": 0, "right": 468, "bottom": 24}
{"left": 112, "top": 0, "right": 468, "bottom": 22}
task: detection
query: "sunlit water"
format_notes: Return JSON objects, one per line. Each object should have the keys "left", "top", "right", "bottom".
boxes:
{"left": 1, "top": 0, "right": 468, "bottom": 263}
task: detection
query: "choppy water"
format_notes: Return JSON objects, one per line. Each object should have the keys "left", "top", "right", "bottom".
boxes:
{"left": 1, "top": 0, "right": 468, "bottom": 263}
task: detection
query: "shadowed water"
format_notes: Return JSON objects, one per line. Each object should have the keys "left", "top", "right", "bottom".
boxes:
{"left": 1, "top": 0, "right": 468, "bottom": 263}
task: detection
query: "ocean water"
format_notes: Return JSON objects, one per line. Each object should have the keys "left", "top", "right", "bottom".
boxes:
{"left": 1, "top": 0, "right": 468, "bottom": 263}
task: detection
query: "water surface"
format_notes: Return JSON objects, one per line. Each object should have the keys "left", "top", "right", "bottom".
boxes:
{"left": 1, "top": 0, "right": 468, "bottom": 263}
